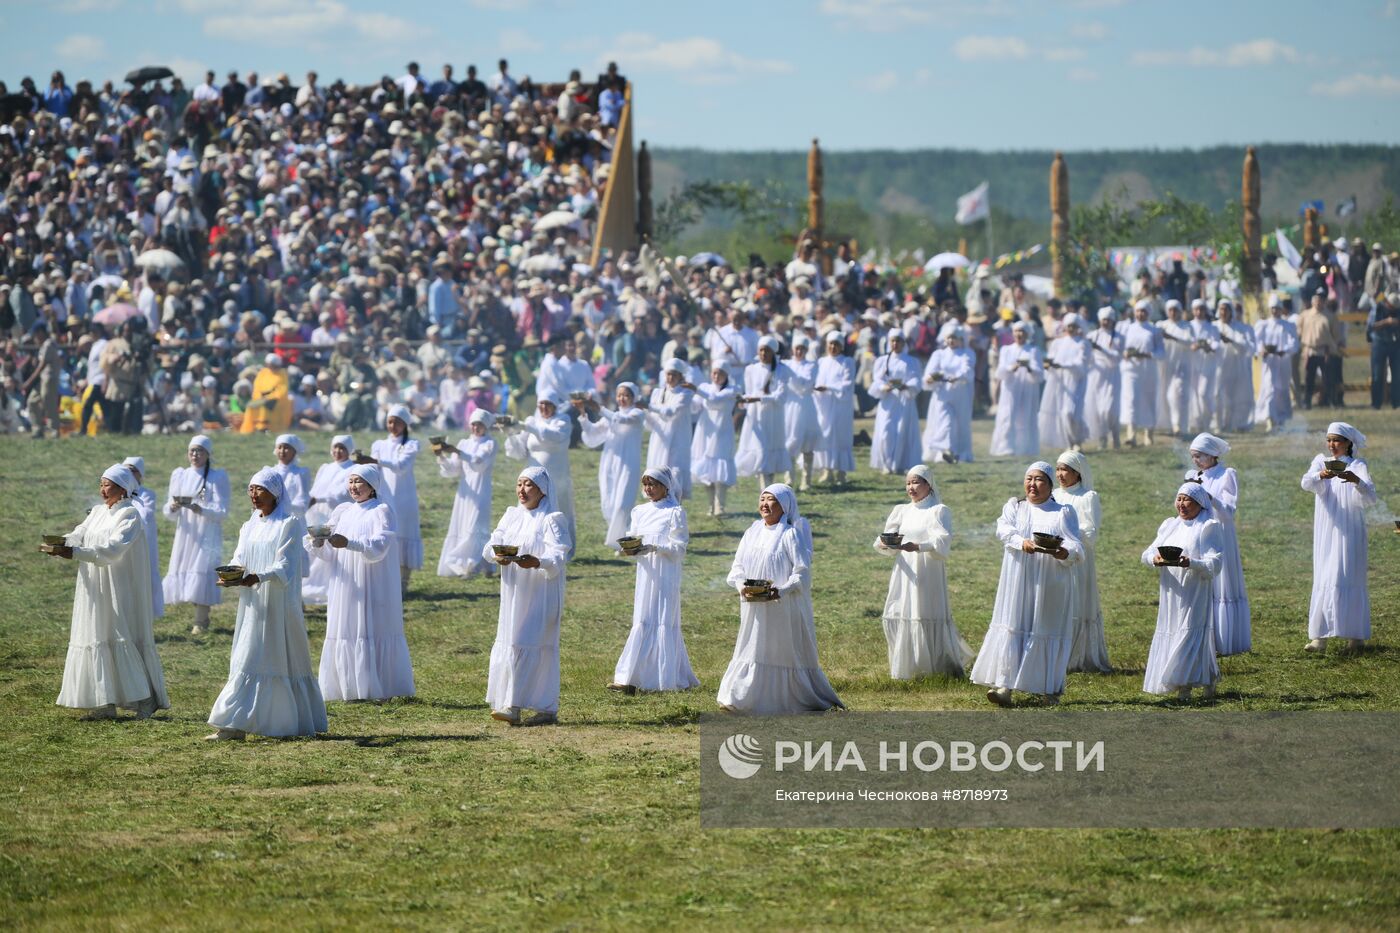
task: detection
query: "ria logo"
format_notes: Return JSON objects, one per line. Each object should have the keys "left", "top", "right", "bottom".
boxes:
{"left": 717, "top": 733, "right": 763, "bottom": 779}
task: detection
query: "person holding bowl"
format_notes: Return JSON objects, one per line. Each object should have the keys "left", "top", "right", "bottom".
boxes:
{"left": 1301, "top": 422, "right": 1377, "bottom": 654}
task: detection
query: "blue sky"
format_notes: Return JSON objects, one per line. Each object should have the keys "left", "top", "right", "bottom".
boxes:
{"left": 4, "top": 0, "right": 1399, "bottom": 151}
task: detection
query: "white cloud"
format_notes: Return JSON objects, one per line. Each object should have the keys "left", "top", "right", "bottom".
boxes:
{"left": 1311, "top": 73, "right": 1400, "bottom": 97}
{"left": 597, "top": 33, "right": 793, "bottom": 84}
{"left": 1131, "top": 38, "right": 1300, "bottom": 68}
{"left": 913, "top": 66, "right": 934, "bottom": 85}
{"left": 1068, "top": 67, "right": 1098, "bottom": 82}
{"left": 819, "top": 0, "right": 1013, "bottom": 31}
{"left": 953, "top": 35, "right": 1029, "bottom": 61}
{"left": 57, "top": 0, "right": 122, "bottom": 11}
{"left": 858, "top": 69, "right": 900, "bottom": 92}
{"left": 1043, "top": 47, "right": 1085, "bottom": 62}
{"left": 1070, "top": 21, "right": 1109, "bottom": 40}
{"left": 201, "top": 0, "right": 424, "bottom": 46}
{"left": 499, "top": 28, "right": 544, "bottom": 54}
{"left": 55, "top": 34, "right": 107, "bottom": 60}
{"left": 1386, "top": 0, "right": 1398, "bottom": 16}
{"left": 470, "top": 0, "right": 531, "bottom": 8}
{"left": 1064, "top": 0, "right": 1124, "bottom": 8}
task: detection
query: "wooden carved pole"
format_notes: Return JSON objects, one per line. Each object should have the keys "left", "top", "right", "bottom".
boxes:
{"left": 1050, "top": 151, "right": 1069, "bottom": 298}
{"left": 807, "top": 137, "right": 829, "bottom": 273}
{"left": 1303, "top": 206, "right": 1320, "bottom": 252}
{"left": 1241, "top": 146, "right": 1262, "bottom": 308}
{"left": 637, "top": 140, "right": 653, "bottom": 241}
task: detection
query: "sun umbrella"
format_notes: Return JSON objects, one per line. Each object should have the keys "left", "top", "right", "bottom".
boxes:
{"left": 535, "top": 210, "right": 581, "bottom": 232}
{"left": 124, "top": 66, "right": 174, "bottom": 85}
{"left": 688, "top": 252, "right": 728, "bottom": 268}
{"left": 924, "top": 252, "right": 972, "bottom": 273}
{"left": 521, "top": 254, "right": 564, "bottom": 273}
{"left": 135, "top": 248, "right": 186, "bottom": 276}
{"left": 91, "top": 273, "right": 126, "bottom": 293}
{"left": 92, "top": 303, "right": 141, "bottom": 326}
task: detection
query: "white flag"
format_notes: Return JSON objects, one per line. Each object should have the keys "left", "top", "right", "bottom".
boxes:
{"left": 955, "top": 181, "right": 990, "bottom": 225}
{"left": 1275, "top": 228, "right": 1302, "bottom": 270}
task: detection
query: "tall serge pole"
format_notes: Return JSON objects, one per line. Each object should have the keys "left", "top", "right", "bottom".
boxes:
{"left": 1241, "top": 146, "right": 1262, "bottom": 323}
{"left": 637, "top": 140, "right": 653, "bottom": 242}
{"left": 808, "top": 138, "right": 828, "bottom": 274}
{"left": 1050, "top": 151, "right": 1069, "bottom": 298}
{"left": 1303, "top": 205, "right": 1320, "bottom": 252}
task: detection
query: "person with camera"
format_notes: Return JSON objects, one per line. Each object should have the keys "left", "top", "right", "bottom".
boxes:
{"left": 1366, "top": 291, "right": 1400, "bottom": 409}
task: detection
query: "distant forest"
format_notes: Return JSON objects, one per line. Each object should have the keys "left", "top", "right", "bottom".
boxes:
{"left": 649, "top": 144, "right": 1400, "bottom": 261}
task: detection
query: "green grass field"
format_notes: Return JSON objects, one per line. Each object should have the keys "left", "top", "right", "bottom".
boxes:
{"left": 2, "top": 409, "right": 1398, "bottom": 929}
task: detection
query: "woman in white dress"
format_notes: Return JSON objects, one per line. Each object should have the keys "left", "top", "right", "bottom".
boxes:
{"left": 717, "top": 483, "right": 844, "bottom": 714}
{"left": 436, "top": 409, "right": 498, "bottom": 577}
{"left": 988, "top": 323, "right": 1044, "bottom": 458}
{"left": 505, "top": 397, "right": 575, "bottom": 556}
{"left": 311, "top": 463, "right": 415, "bottom": 702}
{"left": 1085, "top": 307, "right": 1123, "bottom": 450}
{"left": 46, "top": 464, "right": 169, "bottom": 721}
{"left": 1253, "top": 296, "right": 1299, "bottom": 431}
{"left": 121, "top": 455, "right": 163, "bottom": 620}
{"left": 1142, "top": 483, "right": 1223, "bottom": 702}
{"left": 271, "top": 433, "right": 311, "bottom": 518}
{"left": 610, "top": 466, "right": 700, "bottom": 694}
{"left": 1214, "top": 300, "right": 1256, "bottom": 432}
{"left": 921, "top": 324, "right": 974, "bottom": 464}
{"left": 483, "top": 466, "right": 572, "bottom": 726}
{"left": 303, "top": 435, "right": 357, "bottom": 605}
{"left": 644, "top": 360, "right": 696, "bottom": 501}
{"left": 163, "top": 435, "right": 229, "bottom": 635}
{"left": 578, "top": 382, "right": 645, "bottom": 549}
{"left": 691, "top": 365, "right": 738, "bottom": 517}
{"left": 1302, "top": 422, "right": 1377, "bottom": 654}
{"left": 782, "top": 337, "right": 822, "bottom": 490}
{"left": 369, "top": 405, "right": 423, "bottom": 596}
{"left": 207, "top": 468, "right": 327, "bottom": 740}
{"left": 813, "top": 331, "right": 856, "bottom": 484}
{"left": 1187, "top": 300, "right": 1222, "bottom": 433}
{"left": 868, "top": 329, "right": 923, "bottom": 474}
{"left": 1038, "top": 314, "right": 1090, "bottom": 451}
{"left": 1118, "top": 300, "right": 1164, "bottom": 446}
{"left": 1185, "top": 433, "right": 1250, "bottom": 656}
{"left": 1053, "top": 450, "right": 1112, "bottom": 673}
{"left": 874, "top": 465, "right": 973, "bottom": 679}
{"left": 971, "top": 461, "right": 1084, "bottom": 706}
{"left": 736, "top": 336, "right": 792, "bottom": 486}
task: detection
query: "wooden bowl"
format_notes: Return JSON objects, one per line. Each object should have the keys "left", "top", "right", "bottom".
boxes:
{"left": 215, "top": 564, "right": 245, "bottom": 583}
{"left": 353, "top": 451, "right": 373, "bottom": 464}
{"left": 1324, "top": 459, "right": 1348, "bottom": 474}
{"left": 173, "top": 495, "right": 193, "bottom": 506}
{"left": 879, "top": 532, "right": 904, "bottom": 547}
{"left": 1157, "top": 545, "right": 1184, "bottom": 563}
{"left": 742, "top": 585, "right": 776, "bottom": 601}
{"left": 495, "top": 415, "right": 513, "bottom": 427}
{"left": 617, "top": 535, "right": 643, "bottom": 554}
{"left": 492, "top": 544, "right": 519, "bottom": 558}
{"left": 1032, "top": 532, "right": 1063, "bottom": 551}
{"left": 42, "top": 534, "right": 66, "bottom": 547}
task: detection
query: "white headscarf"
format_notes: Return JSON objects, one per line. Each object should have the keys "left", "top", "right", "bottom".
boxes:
{"left": 761, "top": 482, "right": 799, "bottom": 527}
{"left": 249, "top": 466, "right": 290, "bottom": 519}
{"left": 886, "top": 328, "right": 905, "bottom": 345}
{"left": 905, "top": 463, "right": 940, "bottom": 504}
{"left": 824, "top": 330, "right": 845, "bottom": 347}
{"left": 121, "top": 456, "right": 146, "bottom": 482}
{"left": 468, "top": 409, "right": 495, "bottom": 428}
{"left": 1326, "top": 421, "right": 1367, "bottom": 451}
{"left": 617, "top": 381, "right": 639, "bottom": 401}
{"left": 1055, "top": 449, "right": 1093, "bottom": 491}
{"left": 1026, "top": 460, "right": 1054, "bottom": 482}
{"left": 102, "top": 463, "right": 137, "bottom": 495}
{"left": 1062, "top": 312, "right": 1083, "bottom": 331}
{"left": 348, "top": 463, "right": 383, "bottom": 495}
{"left": 332, "top": 434, "right": 355, "bottom": 454}
{"left": 518, "top": 465, "right": 552, "bottom": 511}
{"left": 1012, "top": 321, "right": 1031, "bottom": 335}
{"left": 1177, "top": 481, "right": 1211, "bottom": 512}
{"left": 1189, "top": 433, "right": 1230, "bottom": 459}
{"left": 758, "top": 335, "right": 780, "bottom": 354}
{"left": 1097, "top": 306, "right": 1116, "bottom": 322}
{"left": 386, "top": 403, "right": 413, "bottom": 427}
{"left": 189, "top": 434, "right": 213, "bottom": 454}
{"left": 275, "top": 433, "right": 306, "bottom": 456}
{"left": 663, "top": 358, "right": 686, "bottom": 375}
{"left": 643, "top": 466, "right": 678, "bottom": 505}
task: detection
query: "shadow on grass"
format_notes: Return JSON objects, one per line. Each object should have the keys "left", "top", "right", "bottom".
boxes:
{"left": 319, "top": 733, "right": 491, "bottom": 748}
{"left": 406, "top": 590, "right": 490, "bottom": 604}
{"left": 1276, "top": 690, "right": 1376, "bottom": 705}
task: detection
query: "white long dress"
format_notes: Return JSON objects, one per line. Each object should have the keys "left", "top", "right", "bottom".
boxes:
{"left": 613, "top": 497, "right": 700, "bottom": 691}
{"left": 582, "top": 406, "right": 644, "bottom": 548}
{"left": 814, "top": 354, "right": 856, "bottom": 473}
{"left": 312, "top": 499, "right": 415, "bottom": 701}
{"left": 56, "top": 499, "right": 169, "bottom": 712}
{"left": 1038, "top": 336, "right": 1089, "bottom": 450}
{"left": 970, "top": 497, "right": 1083, "bottom": 696}
{"left": 1084, "top": 327, "right": 1122, "bottom": 443}
{"left": 1187, "top": 464, "right": 1250, "bottom": 655}
{"left": 1187, "top": 321, "right": 1221, "bottom": 432}
{"left": 736, "top": 362, "right": 792, "bottom": 476}
{"left": 691, "top": 383, "right": 738, "bottom": 487}
{"left": 645, "top": 387, "right": 696, "bottom": 500}
{"left": 875, "top": 497, "right": 973, "bottom": 679}
{"left": 921, "top": 348, "right": 973, "bottom": 463}
{"left": 1141, "top": 513, "right": 1223, "bottom": 693}
{"left": 1053, "top": 483, "right": 1112, "bottom": 672}
{"left": 272, "top": 462, "right": 311, "bottom": 518}
{"left": 1158, "top": 320, "right": 1193, "bottom": 435}
{"left": 371, "top": 436, "right": 423, "bottom": 571}
{"left": 989, "top": 346, "right": 1043, "bottom": 457}
{"left": 436, "top": 435, "right": 497, "bottom": 576}
{"left": 162, "top": 465, "right": 229, "bottom": 606}
{"left": 1118, "top": 321, "right": 1162, "bottom": 430}
{"left": 303, "top": 459, "right": 354, "bottom": 604}
{"left": 505, "top": 415, "right": 575, "bottom": 551}
{"left": 1302, "top": 454, "right": 1377, "bottom": 640}
{"left": 482, "top": 502, "right": 572, "bottom": 714}
{"left": 782, "top": 358, "right": 822, "bottom": 460}
{"left": 1253, "top": 317, "right": 1298, "bottom": 426}
{"left": 868, "top": 352, "right": 923, "bottom": 473}
{"left": 1215, "top": 321, "right": 1256, "bottom": 432}
{"left": 209, "top": 509, "right": 327, "bottom": 736}
{"left": 131, "top": 485, "right": 163, "bottom": 617}
{"left": 717, "top": 520, "right": 843, "bottom": 714}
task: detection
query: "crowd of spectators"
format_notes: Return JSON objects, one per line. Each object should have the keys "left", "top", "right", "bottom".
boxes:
{"left": 4, "top": 58, "right": 1399, "bottom": 437}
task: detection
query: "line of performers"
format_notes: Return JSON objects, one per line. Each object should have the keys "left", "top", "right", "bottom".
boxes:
{"left": 41, "top": 416, "right": 1375, "bottom": 735}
